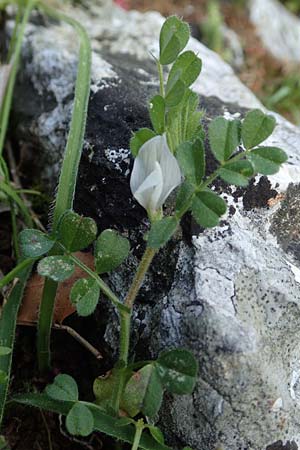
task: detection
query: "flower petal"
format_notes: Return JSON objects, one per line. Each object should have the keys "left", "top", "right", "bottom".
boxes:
{"left": 130, "top": 134, "right": 182, "bottom": 213}
{"left": 130, "top": 135, "right": 163, "bottom": 196}
{"left": 133, "top": 162, "right": 163, "bottom": 212}
{"left": 157, "top": 135, "right": 182, "bottom": 207}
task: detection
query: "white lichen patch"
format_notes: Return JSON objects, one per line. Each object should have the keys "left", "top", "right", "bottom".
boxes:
{"left": 222, "top": 109, "right": 241, "bottom": 121}
{"left": 104, "top": 148, "right": 131, "bottom": 173}
{"left": 90, "top": 51, "right": 118, "bottom": 94}
{"left": 23, "top": 25, "right": 79, "bottom": 103}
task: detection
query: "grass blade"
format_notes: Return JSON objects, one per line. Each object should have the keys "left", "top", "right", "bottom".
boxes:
{"left": 35, "top": 3, "right": 92, "bottom": 371}
{"left": 13, "top": 394, "right": 171, "bottom": 450}
{"left": 0, "top": 265, "right": 33, "bottom": 427}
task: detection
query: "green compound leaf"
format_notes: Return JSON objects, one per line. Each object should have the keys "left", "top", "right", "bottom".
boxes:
{"left": 175, "top": 181, "right": 195, "bottom": 214}
{"left": 0, "top": 347, "right": 11, "bottom": 357}
{"left": 166, "top": 88, "right": 204, "bottom": 153}
{"left": 156, "top": 349, "right": 198, "bottom": 395}
{"left": 37, "top": 256, "right": 75, "bottom": 282}
{"left": 122, "top": 364, "right": 163, "bottom": 418}
{"left": 58, "top": 210, "right": 97, "bottom": 252}
{"left": 159, "top": 16, "right": 190, "bottom": 65}
{"left": 176, "top": 139, "right": 205, "bottom": 185}
{"left": 66, "top": 402, "right": 94, "bottom": 437}
{"left": 148, "top": 426, "right": 165, "bottom": 444}
{"left": 46, "top": 374, "right": 78, "bottom": 402}
{"left": 167, "top": 51, "right": 202, "bottom": 89}
{"left": 192, "top": 190, "right": 227, "bottom": 228}
{"left": 14, "top": 394, "right": 171, "bottom": 450}
{"left": 247, "top": 146, "right": 288, "bottom": 175}
{"left": 130, "top": 128, "right": 156, "bottom": 157}
{"left": 165, "top": 75, "right": 185, "bottom": 108}
{"left": 93, "top": 371, "right": 118, "bottom": 406}
{"left": 218, "top": 160, "right": 254, "bottom": 187}
{"left": 95, "top": 229, "right": 130, "bottom": 274}
{"left": 209, "top": 117, "right": 241, "bottom": 162}
{"left": 149, "top": 95, "right": 165, "bottom": 134}
{"left": 241, "top": 109, "right": 276, "bottom": 149}
{"left": 70, "top": 278, "right": 100, "bottom": 317}
{"left": 19, "top": 229, "right": 55, "bottom": 258}
{"left": 148, "top": 217, "right": 178, "bottom": 249}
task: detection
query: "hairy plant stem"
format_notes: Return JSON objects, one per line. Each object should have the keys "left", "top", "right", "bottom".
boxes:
{"left": 37, "top": 2, "right": 91, "bottom": 229}
{"left": 0, "top": 257, "right": 34, "bottom": 290}
{"left": 7, "top": 2, "right": 22, "bottom": 61}
{"left": 68, "top": 253, "right": 129, "bottom": 313}
{"left": 10, "top": 201, "right": 19, "bottom": 259}
{"left": 111, "top": 247, "right": 156, "bottom": 415}
{"left": 36, "top": 2, "right": 91, "bottom": 371}
{"left": 131, "top": 419, "right": 144, "bottom": 450}
{"left": 124, "top": 248, "right": 156, "bottom": 310}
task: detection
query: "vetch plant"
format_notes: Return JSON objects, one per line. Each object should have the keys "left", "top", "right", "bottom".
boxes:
{"left": 0, "top": 11, "right": 288, "bottom": 450}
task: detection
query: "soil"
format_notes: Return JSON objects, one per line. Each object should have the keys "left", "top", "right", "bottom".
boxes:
{"left": 2, "top": 293, "right": 117, "bottom": 449}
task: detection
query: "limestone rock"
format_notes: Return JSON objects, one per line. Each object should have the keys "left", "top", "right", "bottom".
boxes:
{"left": 11, "top": 2, "right": 300, "bottom": 449}
{"left": 249, "top": 0, "right": 300, "bottom": 64}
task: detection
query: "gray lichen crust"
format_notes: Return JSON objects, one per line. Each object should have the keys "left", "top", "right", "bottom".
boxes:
{"left": 11, "top": 1, "right": 300, "bottom": 449}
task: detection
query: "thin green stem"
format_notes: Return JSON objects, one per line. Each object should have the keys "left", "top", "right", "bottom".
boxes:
{"left": 16, "top": 189, "right": 41, "bottom": 196}
{"left": 0, "top": 257, "right": 34, "bottom": 290}
{"left": 119, "top": 311, "right": 131, "bottom": 364}
{"left": 222, "top": 149, "right": 251, "bottom": 165}
{"left": 199, "top": 172, "right": 219, "bottom": 191}
{"left": 131, "top": 419, "right": 144, "bottom": 450}
{"left": 9, "top": 200, "right": 19, "bottom": 259}
{"left": 7, "top": 3, "right": 22, "bottom": 61}
{"left": 68, "top": 253, "right": 129, "bottom": 313}
{"left": 0, "top": 182, "right": 33, "bottom": 227}
{"left": 0, "top": 265, "right": 33, "bottom": 427}
{"left": 124, "top": 247, "right": 156, "bottom": 309}
{"left": 0, "top": 156, "right": 9, "bottom": 180}
{"left": 175, "top": 150, "right": 250, "bottom": 218}
{"left": 111, "top": 247, "right": 157, "bottom": 415}
{"left": 157, "top": 61, "right": 165, "bottom": 98}
{"left": 175, "top": 172, "right": 220, "bottom": 219}
{"left": 37, "top": 277, "right": 58, "bottom": 371}
{"left": 36, "top": 2, "right": 92, "bottom": 371}
{"left": 0, "top": 0, "right": 36, "bottom": 157}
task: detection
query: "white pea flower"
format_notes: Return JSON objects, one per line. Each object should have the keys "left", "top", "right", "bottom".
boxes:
{"left": 130, "top": 134, "right": 182, "bottom": 216}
